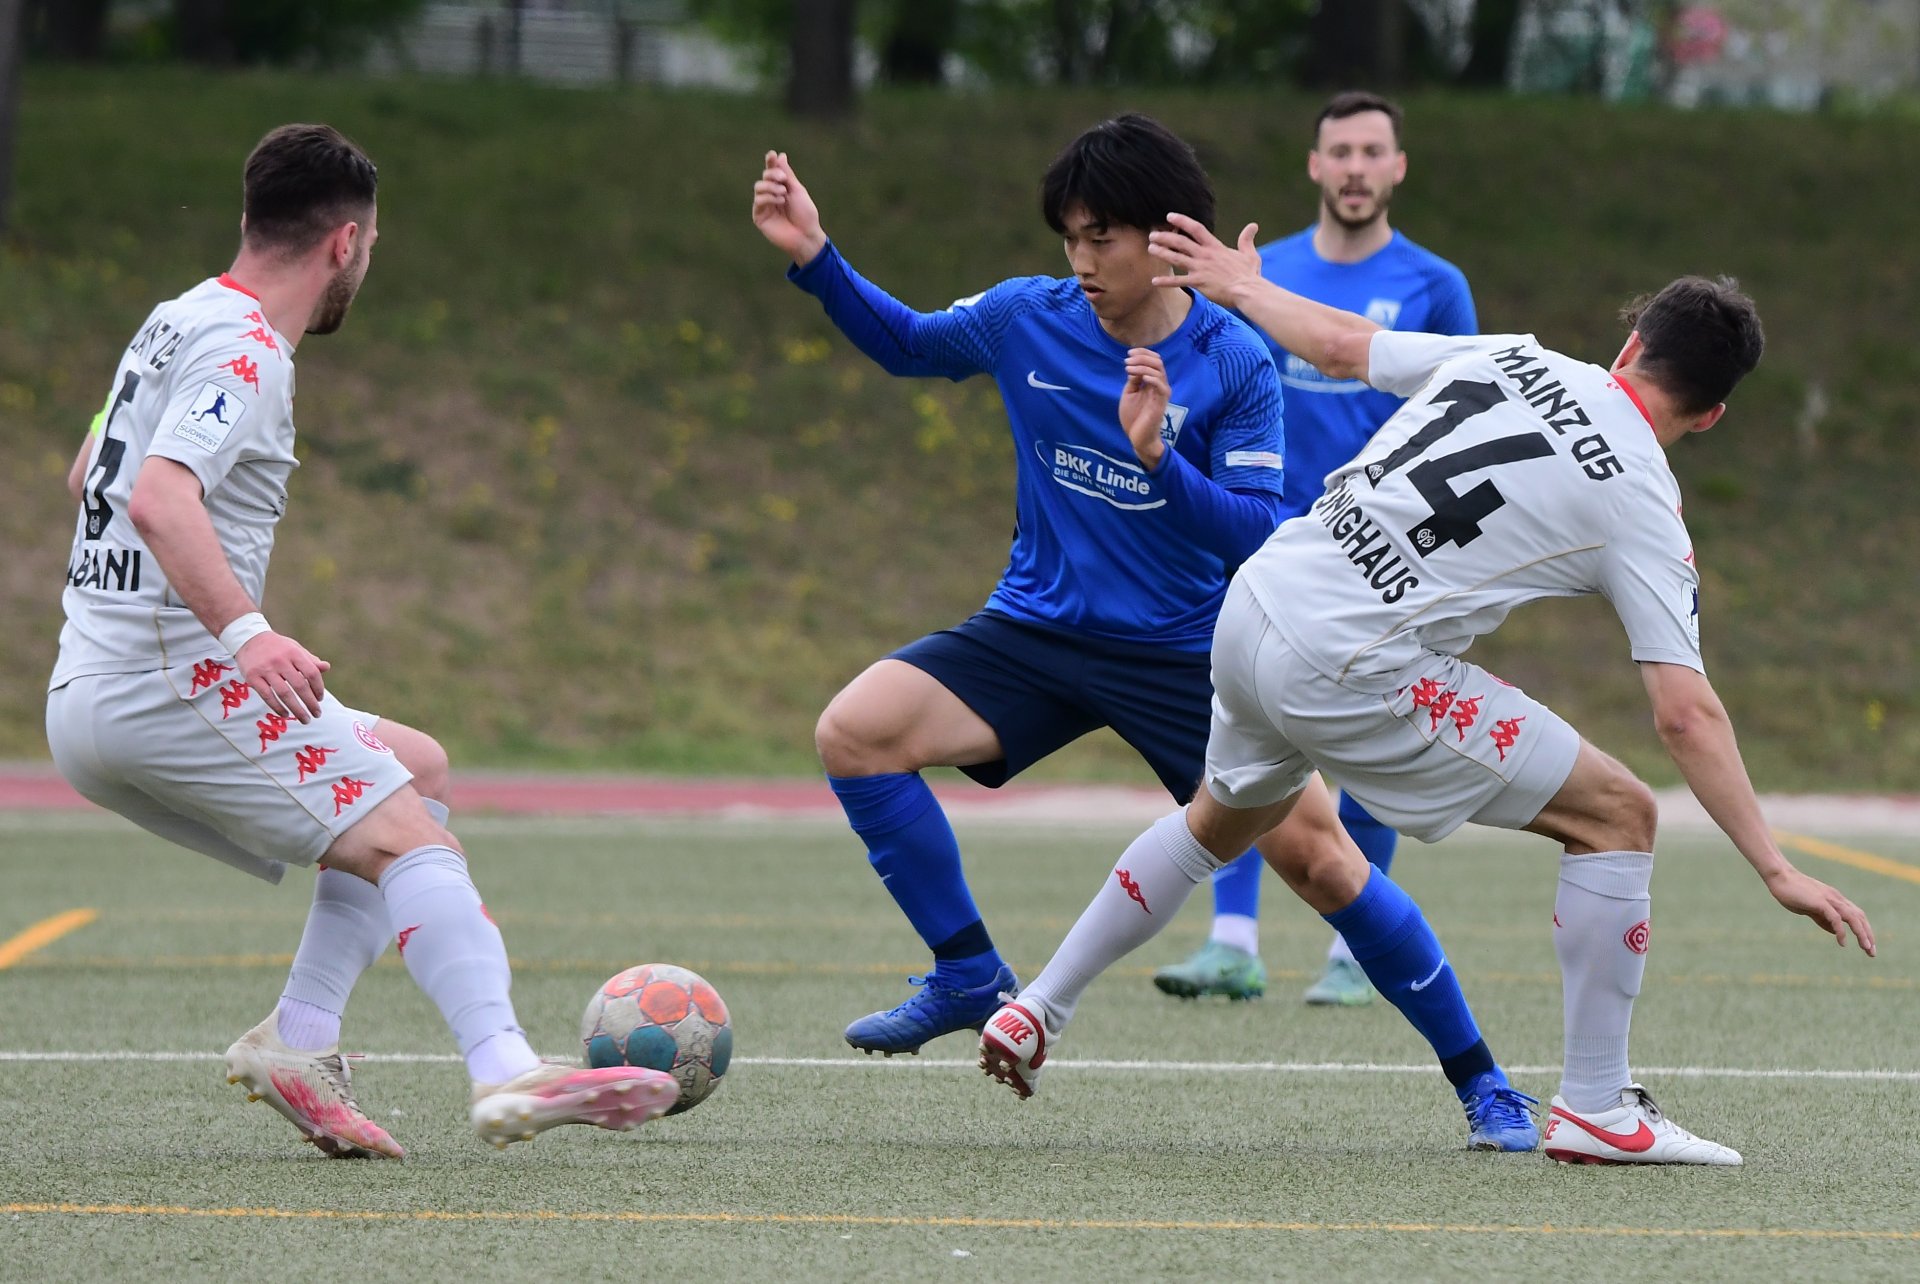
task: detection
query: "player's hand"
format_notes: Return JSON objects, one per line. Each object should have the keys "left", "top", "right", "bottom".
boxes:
{"left": 752, "top": 150, "right": 828, "bottom": 269}
{"left": 1120, "top": 348, "right": 1171, "bottom": 469}
{"left": 1763, "top": 866, "right": 1876, "bottom": 956}
{"left": 1149, "top": 214, "right": 1261, "bottom": 307}
{"left": 236, "top": 632, "right": 330, "bottom": 725}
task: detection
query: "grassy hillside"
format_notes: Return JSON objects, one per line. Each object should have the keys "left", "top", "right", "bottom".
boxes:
{"left": 2, "top": 69, "right": 1915, "bottom": 788}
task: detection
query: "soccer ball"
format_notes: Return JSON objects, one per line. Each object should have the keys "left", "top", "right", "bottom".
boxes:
{"left": 580, "top": 963, "right": 732, "bottom": 1115}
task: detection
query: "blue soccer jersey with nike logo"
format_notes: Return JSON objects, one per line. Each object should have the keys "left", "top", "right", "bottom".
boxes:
{"left": 1255, "top": 228, "right": 1475, "bottom": 518}
{"left": 791, "top": 243, "right": 1286, "bottom": 651}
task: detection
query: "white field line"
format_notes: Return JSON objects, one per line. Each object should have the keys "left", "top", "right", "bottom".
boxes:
{"left": 0, "top": 1049, "right": 1915, "bottom": 1082}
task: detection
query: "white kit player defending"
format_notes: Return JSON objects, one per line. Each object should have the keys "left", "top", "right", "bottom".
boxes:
{"left": 983, "top": 216, "right": 1875, "bottom": 1165}
{"left": 46, "top": 125, "right": 677, "bottom": 1158}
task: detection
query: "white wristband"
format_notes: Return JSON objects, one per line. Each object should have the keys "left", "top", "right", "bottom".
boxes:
{"left": 218, "top": 612, "right": 271, "bottom": 657}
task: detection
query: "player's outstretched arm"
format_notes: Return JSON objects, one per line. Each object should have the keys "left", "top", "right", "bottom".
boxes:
{"left": 752, "top": 150, "right": 828, "bottom": 270}
{"left": 1640, "top": 661, "right": 1875, "bottom": 955}
{"left": 127, "top": 458, "right": 330, "bottom": 724}
{"left": 1148, "top": 213, "right": 1378, "bottom": 382}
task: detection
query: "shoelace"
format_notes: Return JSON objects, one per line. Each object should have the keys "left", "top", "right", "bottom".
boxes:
{"left": 1468, "top": 1085, "right": 1540, "bottom": 1131}
{"left": 316, "top": 1051, "right": 367, "bottom": 1112}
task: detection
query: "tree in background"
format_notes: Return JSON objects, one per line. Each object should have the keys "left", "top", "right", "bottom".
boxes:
{"left": 25, "top": 0, "right": 111, "bottom": 60}
{"left": 789, "top": 0, "right": 856, "bottom": 116}
{"left": 168, "top": 0, "right": 428, "bottom": 66}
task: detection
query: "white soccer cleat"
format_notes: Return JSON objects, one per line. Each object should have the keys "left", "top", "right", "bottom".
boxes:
{"left": 469, "top": 1063, "right": 680, "bottom": 1150}
{"left": 224, "top": 1015, "right": 405, "bottom": 1160}
{"left": 1543, "top": 1084, "right": 1743, "bottom": 1166}
{"left": 978, "top": 999, "right": 1057, "bottom": 1100}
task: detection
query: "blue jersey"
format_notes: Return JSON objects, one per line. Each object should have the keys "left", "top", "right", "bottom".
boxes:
{"left": 791, "top": 244, "right": 1286, "bottom": 651}
{"left": 1255, "top": 228, "right": 1476, "bottom": 518}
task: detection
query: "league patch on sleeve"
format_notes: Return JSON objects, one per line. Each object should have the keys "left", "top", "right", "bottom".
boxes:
{"left": 1224, "top": 449, "right": 1283, "bottom": 470}
{"left": 172, "top": 380, "right": 251, "bottom": 453}
{"left": 1684, "top": 583, "right": 1700, "bottom": 645}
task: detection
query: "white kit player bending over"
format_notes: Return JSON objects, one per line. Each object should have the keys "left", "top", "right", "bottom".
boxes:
{"left": 980, "top": 214, "right": 1875, "bottom": 1165}
{"left": 47, "top": 124, "right": 679, "bottom": 1158}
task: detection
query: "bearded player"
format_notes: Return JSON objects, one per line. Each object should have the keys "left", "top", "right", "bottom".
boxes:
{"left": 47, "top": 124, "right": 680, "bottom": 1158}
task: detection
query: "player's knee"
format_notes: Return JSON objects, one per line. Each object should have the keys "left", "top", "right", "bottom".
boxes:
{"left": 406, "top": 733, "right": 451, "bottom": 802}
{"left": 1611, "top": 772, "right": 1659, "bottom": 853}
{"left": 815, "top": 701, "right": 896, "bottom": 776}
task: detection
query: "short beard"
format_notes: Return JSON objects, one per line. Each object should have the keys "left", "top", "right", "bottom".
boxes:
{"left": 306, "top": 266, "right": 360, "bottom": 336}
{"left": 1322, "top": 185, "right": 1393, "bottom": 232}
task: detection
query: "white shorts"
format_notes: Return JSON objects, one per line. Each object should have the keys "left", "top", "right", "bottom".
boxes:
{"left": 1203, "top": 579, "right": 1581, "bottom": 843}
{"left": 46, "top": 656, "right": 414, "bottom": 882}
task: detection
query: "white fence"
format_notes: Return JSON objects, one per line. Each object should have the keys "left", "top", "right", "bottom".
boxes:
{"left": 366, "top": 3, "right": 757, "bottom": 89}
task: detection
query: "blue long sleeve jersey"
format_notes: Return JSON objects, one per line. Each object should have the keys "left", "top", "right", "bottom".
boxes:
{"left": 790, "top": 242, "right": 1287, "bottom": 651}
{"left": 1254, "top": 228, "right": 1477, "bottom": 519}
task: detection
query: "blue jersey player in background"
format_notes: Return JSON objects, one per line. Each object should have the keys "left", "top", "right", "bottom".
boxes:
{"left": 1154, "top": 92, "right": 1480, "bottom": 1008}
{"left": 752, "top": 116, "right": 1332, "bottom": 1056}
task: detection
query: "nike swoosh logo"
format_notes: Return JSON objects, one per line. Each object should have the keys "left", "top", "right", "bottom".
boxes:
{"left": 1409, "top": 958, "right": 1447, "bottom": 992}
{"left": 1027, "top": 371, "right": 1072, "bottom": 391}
{"left": 1550, "top": 1107, "right": 1658, "bottom": 1153}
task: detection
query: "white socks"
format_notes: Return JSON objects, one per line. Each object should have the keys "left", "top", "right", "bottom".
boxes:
{"left": 1554, "top": 849, "right": 1654, "bottom": 1112}
{"left": 275, "top": 798, "right": 451, "bottom": 1052}
{"left": 1021, "top": 810, "right": 1220, "bottom": 1028}
{"left": 378, "top": 843, "right": 540, "bottom": 1085}
{"left": 1207, "top": 913, "right": 1259, "bottom": 956}
{"left": 1325, "top": 931, "right": 1357, "bottom": 966}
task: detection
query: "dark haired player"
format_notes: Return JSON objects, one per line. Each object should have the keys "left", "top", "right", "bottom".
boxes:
{"left": 753, "top": 116, "right": 1536, "bottom": 1153}
{"left": 983, "top": 228, "right": 1875, "bottom": 1163}
{"left": 1156, "top": 91, "right": 1480, "bottom": 1007}
{"left": 48, "top": 124, "right": 680, "bottom": 1158}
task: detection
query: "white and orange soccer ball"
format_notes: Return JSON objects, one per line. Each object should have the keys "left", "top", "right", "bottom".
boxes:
{"left": 581, "top": 963, "right": 732, "bottom": 1115}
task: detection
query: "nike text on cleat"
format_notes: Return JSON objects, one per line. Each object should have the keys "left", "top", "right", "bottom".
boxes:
{"left": 469, "top": 1064, "right": 679, "bottom": 1150}
{"left": 1459, "top": 1069, "right": 1540, "bottom": 1152}
{"left": 1152, "top": 940, "right": 1267, "bottom": 1000}
{"left": 1303, "top": 957, "right": 1375, "bottom": 1007}
{"left": 223, "top": 1015, "right": 405, "bottom": 1160}
{"left": 1026, "top": 371, "right": 1072, "bottom": 391}
{"left": 978, "top": 1000, "right": 1056, "bottom": 1100}
{"left": 1543, "top": 1084, "right": 1743, "bottom": 1166}
{"left": 843, "top": 965, "right": 1019, "bottom": 1056}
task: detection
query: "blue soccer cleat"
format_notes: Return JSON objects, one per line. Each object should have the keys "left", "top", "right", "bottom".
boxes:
{"left": 1460, "top": 1068, "right": 1541, "bottom": 1152}
{"left": 844, "top": 965, "right": 1019, "bottom": 1057}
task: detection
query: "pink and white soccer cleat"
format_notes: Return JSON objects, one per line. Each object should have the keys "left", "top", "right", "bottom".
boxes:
{"left": 1543, "top": 1084, "right": 1743, "bottom": 1166}
{"left": 224, "top": 1015, "right": 405, "bottom": 1160}
{"left": 469, "top": 1063, "right": 680, "bottom": 1149}
{"left": 978, "top": 1000, "right": 1057, "bottom": 1100}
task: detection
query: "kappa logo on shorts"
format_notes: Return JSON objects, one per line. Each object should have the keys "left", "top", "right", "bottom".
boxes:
{"left": 352, "top": 721, "right": 392, "bottom": 755}
{"left": 331, "top": 776, "right": 374, "bottom": 816}
{"left": 256, "top": 713, "right": 289, "bottom": 753}
{"left": 1447, "top": 694, "right": 1483, "bottom": 741}
{"left": 189, "top": 658, "right": 234, "bottom": 693}
{"left": 1489, "top": 716, "right": 1527, "bottom": 762}
{"left": 294, "top": 745, "right": 339, "bottom": 783}
{"left": 216, "top": 679, "right": 251, "bottom": 719}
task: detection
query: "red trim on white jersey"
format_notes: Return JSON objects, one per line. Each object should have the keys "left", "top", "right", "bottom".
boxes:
{"left": 217, "top": 273, "right": 262, "bottom": 301}
{"left": 1613, "top": 374, "right": 1655, "bottom": 428}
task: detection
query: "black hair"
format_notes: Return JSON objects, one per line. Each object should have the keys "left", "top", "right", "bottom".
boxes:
{"left": 1041, "top": 113, "right": 1215, "bottom": 235}
{"left": 1313, "top": 91, "right": 1404, "bottom": 147}
{"left": 1620, "top": 275, "right": 1765, "bottom": 413}
{"left": 242, "top": 123, "right": 378, "bottom": 254}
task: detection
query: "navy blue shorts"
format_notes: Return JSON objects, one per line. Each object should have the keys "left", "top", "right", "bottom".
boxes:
{"left": 889, "top": 611, "right": 1211, "bottom": 800}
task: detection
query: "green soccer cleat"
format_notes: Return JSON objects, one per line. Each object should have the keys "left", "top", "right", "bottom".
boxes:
{"left": 1303, "top": 957, "right": 1375, "bottom": 1007}
{"left": 1152, "top": 940, "right": 1268, "bottom": 1000}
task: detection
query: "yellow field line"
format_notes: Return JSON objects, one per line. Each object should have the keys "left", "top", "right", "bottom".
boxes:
{"left": 0, "top": 909, "right": 97, "bottom": 970}
{"left": 2, "top": 1202, "right": 1915, "bottom": 1240}
{"left": 1776, "top": 830, "right": 1920, "bottom": 888}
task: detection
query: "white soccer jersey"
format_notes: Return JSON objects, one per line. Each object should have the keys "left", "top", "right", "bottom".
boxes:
{"left": 50, "top": 275, "right": 297, "bottom": 689}
{"left": 1240, "top": 331, "right": 1701, "bottom": 692}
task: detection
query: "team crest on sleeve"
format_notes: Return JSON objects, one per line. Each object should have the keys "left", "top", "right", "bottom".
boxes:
{"left": 1160, "top": 403, "right": 1189, "bottom": 446}
{"left": 1365, "top": 298, "right": 1403, "bottom": 328}
{"left": 172, "top": 380, "right": 251, "bottom": 453}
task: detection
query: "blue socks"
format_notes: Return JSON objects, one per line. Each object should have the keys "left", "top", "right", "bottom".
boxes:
{"left": 1323, "top": 867, "right": 1495, "bottom": 1094}
{"left": 1211, "top": 791, "right": 1400, "bottom": 920}
{"left": 829, "top": 773, "right": 1002, "bottom": 989}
